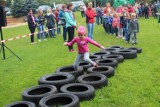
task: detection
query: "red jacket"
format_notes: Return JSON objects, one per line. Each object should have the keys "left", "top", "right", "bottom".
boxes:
{"left": 128, "top": 7, "right": 134, "bottom": 13}
{"left": 86, "top": 8, "right": 96, "bottom": 23}
{"left": 55, "top": 11, "right": 59, "bottom": 22}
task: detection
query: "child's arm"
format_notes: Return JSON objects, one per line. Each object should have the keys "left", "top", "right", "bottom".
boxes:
{"left": 87, "top": 38, "right": 105, "bottom": 50}
{"left": 64, "top": 38, "right": 76, "bottom": 46}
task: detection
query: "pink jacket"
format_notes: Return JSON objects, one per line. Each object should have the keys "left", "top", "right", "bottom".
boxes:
{"left": 67, "top": 37, "right": 102, "bottom": 54}
{"left": 112, "top": 17, "right": 119, "bottom": 28}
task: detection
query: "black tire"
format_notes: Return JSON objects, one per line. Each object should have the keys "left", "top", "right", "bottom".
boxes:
{"left": 39, "top": 93, "right": 80, "bottom": 107}
{"left": 22, "top": 85, "right": 57, "bottom": 105}
{"left": 127, "top": 47, "right": 142, "bottom": 53}
{"left": 39, "top": 73, "right": 75, "bottom": 89}
{"left": 102, "top": 55, "right": 124, "bottom": 63}
{"left": 77, "top": 73, "right": 108, "bottom": 89}
{"left": 78, "top": 61, "right": 93, "bottom": 71}
{"left": 100, "top": 48, "right": 119, "bottom": 54}
{"left": 109, "top": 46, "right": 123, "bottom": 50}
{"left": 96, "top": 58, "right": 118, "bottom": 68}
{"left": 60, "top": 83, "right": 95, "bottom": 101}
{"left": 4, "top": 101, "right": 36, "bottom": 107}
{"left": 87, "top": 66, "right": 115, "bottom": 77}
{"left": 56, "top": 65, "right": 84, "bottom": 77}
{"left": 91, "top": 51, "right": 110, "bottom": 58}
{"left": 112, "top": 49, "right": 137, "bottom": 59}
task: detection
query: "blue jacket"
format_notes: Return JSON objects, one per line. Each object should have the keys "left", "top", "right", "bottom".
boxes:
{"left": 108, "top": 17, "right": 113, "bottom": 25}
{"left": 64, "top": 11, "right": 76, "bottom": 28}
{"left": 103, "top": 16, "right": 109, "bottom": 25}
{"left": 58, "top": 10, "right": 66, "bottom": 25}
{"left": 96, "top": 7, "right": 103, "bottom": 17}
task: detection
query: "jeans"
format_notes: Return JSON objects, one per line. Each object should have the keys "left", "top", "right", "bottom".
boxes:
{"left": 109, "top": 24, "right": 114, "bottom": 34}
{"left": 67, "top": 27, "right": 74, "bottom": 51}
{"left": 123, "top": 28, "right": 130, "bottom": 42}
{"left": 48, "top": 27, "right": 55, "bottom": 37}
{"left": 96, "top": 16, "right": 100, "bottom": 25}
{"left": 37, "top": 25, "right": 45, "bottom": 40}
{"left": 56, "top": 22, "right": 61, "bottom": 34}
{"left": 87, "top": 23, "right": 94, "bottom": 40}
{"left": 29, "top": 26, "right": 36, "bottom": 43}
{"left": 118, "top": 28, "right": 123, "bottom": 37}
{"left": 73, "top": 52, "right": 94, "bottom": 67}
{"left": 145, "top": 12, "right": 149, "bottom": 19}
{"left": 130, "top": 32, "right": 137, "bottom": 44}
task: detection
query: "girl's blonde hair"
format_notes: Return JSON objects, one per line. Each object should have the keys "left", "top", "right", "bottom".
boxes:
{"left": 47, "top": 8, "right": 52, "bottom": 14}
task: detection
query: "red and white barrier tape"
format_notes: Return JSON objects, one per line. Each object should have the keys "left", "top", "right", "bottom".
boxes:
{"left": 0, "top": 26, "right": 65, "bottom": 43}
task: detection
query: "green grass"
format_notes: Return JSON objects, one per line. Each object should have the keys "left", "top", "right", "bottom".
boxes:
{"left": 0, "top": 12, "right": 160, "bottom": 107}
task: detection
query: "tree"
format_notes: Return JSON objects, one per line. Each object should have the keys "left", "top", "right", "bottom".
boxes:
{"left": 22, "top": 0, "right": 38, "bottom": 15}
{"left": 6, "top": 0, "right": 12, "bottom": 7}
{"left": 11, "top": 0, "right": 38, "bottom": 17}
{"left": 11, "top": 0, "right": 24, "bottom": 17}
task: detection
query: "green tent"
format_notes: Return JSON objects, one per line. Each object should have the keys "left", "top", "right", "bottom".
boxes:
{"left": 113, "top": 0, "right": 135, "bottom": 7}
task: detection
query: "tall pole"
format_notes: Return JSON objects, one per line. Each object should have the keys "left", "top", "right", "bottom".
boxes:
{"left": 0, "top": 27, "right": 6, "bottom": 60}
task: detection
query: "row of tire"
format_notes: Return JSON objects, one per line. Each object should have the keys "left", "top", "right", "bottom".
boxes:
{"left": 4, "top": 46, "right": 142, "bottom": 107}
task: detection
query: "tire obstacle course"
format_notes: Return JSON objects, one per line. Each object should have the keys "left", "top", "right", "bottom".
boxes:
{"left": 4, "top": 46, "right": 142, "bottom": 107}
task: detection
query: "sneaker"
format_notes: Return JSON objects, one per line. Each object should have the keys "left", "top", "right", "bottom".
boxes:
{"left": 38, "top": 40, "right": 41, "bottom": 42}
{"left": 126, "top": 41, "right": 129, "bottom": 44}
{"left": 93, "top": 62, "right": 99, "bottom": 68}
{"left": 122, "top": 37, "right": 125, "bottom": 40}
{"left": 44, "top": 39, "right": 47, "bottom": 41}
{"left": 116, "top": 36, "right": 121, "bottom": 38}
{"left": 69, "top": 49, "right": 76, "bottom": 52}
{"left": 132, "top": 43, "right": 135, "bottom": 45}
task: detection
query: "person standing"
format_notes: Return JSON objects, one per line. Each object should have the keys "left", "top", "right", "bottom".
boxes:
{"left": 45, "top": 8, "right": 56, "bottom": 38}
{"left": 96, "top": 4, "right": 103, "bottom": 25}
{"left": 55, "top": 7, "right": 61, "bottom": 35}
{"left": 128, "top": 13, "right": 139, "bottom": 45}
{"left": 112, "top": 13, "right": 119, "bottom": 37}
{"left": 86, "top": 2, "right": 96, "bottom": 40}
{"left": 27, "top": 9, "right": 37, "bottom": 44}
{"left": 37, "top": 9, "right": 46, "bottom": 42}
{"left": 153, "top": 2, "right": 158, "bottom": 19}
{"left": 80, "top": 5, "right": 85, "bottom": 18}
{"left": 58, "top": 5, "right": 67, "bottom": 41}
{"left": 144, "top": 3, "right": 149, "bottom": 19}
{"left": 64, "top": 3, "right": 77, "bottom": 52}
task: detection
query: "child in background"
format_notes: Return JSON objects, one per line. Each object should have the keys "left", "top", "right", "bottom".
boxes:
{"left": 64, "top": 26, "right": 105, "bottom": 69}
{"left": 108, "top": 14, "right": 114, "bottom": 35}
{"left": 128, "top": 13, "right": 139, "bottom": 45}
{"left": 123, "top": 14, "right": 130, "bottom": 43}
{"left": 118, "top": 13, "right": 124, "bottom": 38}
{"left": 103, "top": 14, "right": 110, "bottom": 34}
{"left": 112, "top": 13, "right": 119, "bottom": 37}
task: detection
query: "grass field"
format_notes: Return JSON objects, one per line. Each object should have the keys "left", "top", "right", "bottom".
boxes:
{"left": 0, "top": 12, "right": 160, "bottom": 107}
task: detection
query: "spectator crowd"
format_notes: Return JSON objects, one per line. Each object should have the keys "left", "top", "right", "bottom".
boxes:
{"left": 27, "top": 1, "right": 160, "bottom": 49}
